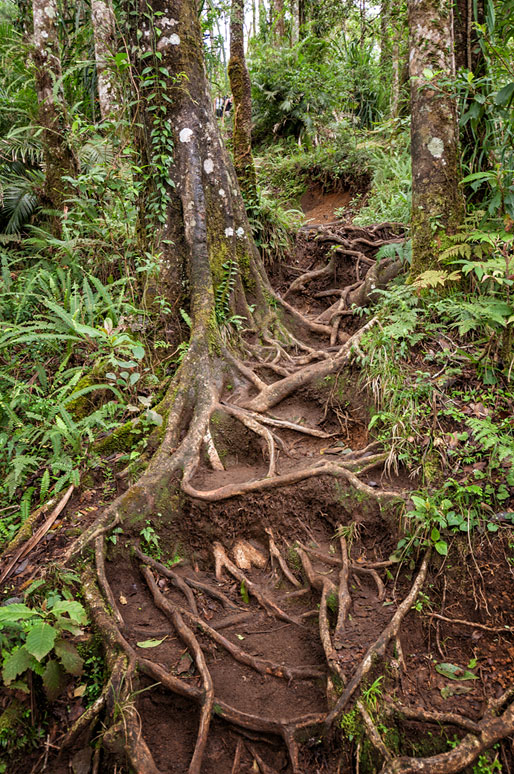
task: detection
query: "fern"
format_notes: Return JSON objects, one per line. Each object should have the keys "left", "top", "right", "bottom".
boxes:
{"left": 215, "top": 260, "right": 238, "bottom": 325}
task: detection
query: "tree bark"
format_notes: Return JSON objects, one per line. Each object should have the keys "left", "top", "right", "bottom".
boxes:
{"left": 91, "top": 0, "right": 119, "bottom": 120}
{"left": 291, "top": 0, "right": 300, "bottom": 44}
{"left": 228, "top": 0, "right": 258, "bottom": 204}
{"left": 408, "top": 0, "right": 465, "bottom": 275}
{"left": 272, "top": 0, "right": 285, "bottom": 42}
{"left": 32, "top": 0, "right": 78, "bottom": 227}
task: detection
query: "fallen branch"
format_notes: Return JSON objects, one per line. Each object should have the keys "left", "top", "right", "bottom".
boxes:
{"left": 0, "top": 484, "right": 74, "bottom": 585}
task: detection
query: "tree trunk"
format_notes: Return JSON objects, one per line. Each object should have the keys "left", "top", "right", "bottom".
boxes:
{"left": 291, "top": 0, "right": 300, "bottom": 44}
{"left": 272, "top": 0, "right": 285, "bottom": 42}
{"left": 408, "top": 0, "right": 465, "bottom": 275}
{"left": 379, "top": 0, "right": 389, "bottom": 73}
{"left": 453, "top": 0, "right": 485, "bottom": 73}
{"left": 228, "top": 0, "right": 258, "bottom": 204}
{"left": 32, "top": 0, "right": 78, "bottom": 227}
{"left": 91, "top": 0, "right": 119, "bottom": 120}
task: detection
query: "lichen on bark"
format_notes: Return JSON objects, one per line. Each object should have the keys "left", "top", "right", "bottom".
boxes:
{"left": 408, "top": 0, "right": 465, "bottom": 275}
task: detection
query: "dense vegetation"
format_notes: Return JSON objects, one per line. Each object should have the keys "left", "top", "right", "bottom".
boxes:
{"left": 0, "top": 0, "right": 513, "bottom": 772}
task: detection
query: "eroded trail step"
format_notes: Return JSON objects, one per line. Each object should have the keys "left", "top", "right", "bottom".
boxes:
{"left": 105, "top": 519, "right": 404, "bottom": 773}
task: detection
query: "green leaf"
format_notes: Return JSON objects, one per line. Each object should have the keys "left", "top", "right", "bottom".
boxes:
{"left": 136, "top": 636, "right": 167, "bottom": 648}
{"left": 240, "top": 580, "right": 250, "bottom": 604}
{"left": 0, "top": 604, "right": 38, "bottom": 625}
{"left": 50, "top": 600, "right": 88, "bottom": 626}
{"left": 430, "top": 528, "right": 440, "bottom": 542}
{"left": 2, "top": 647, "right": 36, "bottom": 685}
{"left": 42, "top": 659, "right": 65, "bottom": 701}
{"left": 434, "top": 541, "right": 448, "bottom": 556}
{"left": 54, "top": 639, "right": 84, "bottom": 675}
{"left": 25, "top": 622, "right": 57, "bottom": 661}
{"left": 132, "top": 346, "right": 145, "bottom": 360}
{"left": 435, "top": 662, "right": 478, "bottom": 681}
{"left": 495, "top": 82, "right": 514, "bottom": 106}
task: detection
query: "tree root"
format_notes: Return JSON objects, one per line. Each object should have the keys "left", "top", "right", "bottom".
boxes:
{"left": 266, "top": 527, "right": 302, "bottom": 588}
{"left": 141, "top": 564, "right": 323, "bottom": 681}
{"left": 134, "top": 547, "right": 199, "bottom": 615}
{"left": 95, "top": 534, "right": 124, "bottom": 627}
{"left": 357, "top": 700, "right": 392, "bottom": 763}
{"left": 213, "top": 542, "right": 303, "bottom": 626}
{"left": 381, "top": 700, "right": 514, "bottom": 774}
{"left": 184, "top": 456, "right": 399, "bottom": 503}
{"left": 324, "top": 551, "right": 431, "bottom": 731}
{"left": 242, "top": 317, "right": 378, "bottom": 413}
{"left": 428, "top": 612, "right": 512, "bottom": 634}
{"left": 334, "top": 534, "right": 351, "bottom": 645}
{"left": 388, "top": 703, "right": 480, "bottom": 734}
{"left": 300, "top": 544, "right": 387, "bottom": 601}
{"left": 283, "top": 256, "right": 336, "bottom": 298}
{"left": 154, "top": 578, "right": 215, "bottom": 774}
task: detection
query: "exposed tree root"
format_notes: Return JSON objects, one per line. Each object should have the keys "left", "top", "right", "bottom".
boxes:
{"left": 213, "top": 542, "right": 303, "bottom": 626}
{"left": 334, "top": 534, "right": 351, "bottom": 646}
{"left": 95, "top": 535, "right": 124, "bottom": 627}
{"left": 266, "top": 527, "right": 302, "bottom": 588}
{"left": 388, "top": 703, "right": 480, "bottom": 734}
{"left": 151, "top": 573, "right": 215, "bottom": 774}
{"left": 428, "top": 612, "right": 512, "bottom": 634}
{"left": 324, "top": 551, "right": 431, "bottom": 730}
{"left": 381, "top": 700, "right": 514, "bottom": 774}
{"left": 141, "top": 564, "right": 323, "bottom": 681}
{"left": 357, "top": 699, "right": 392, "bottom": 763}
{"left": 133, "top": 547, "right": 199, "bottom": 615}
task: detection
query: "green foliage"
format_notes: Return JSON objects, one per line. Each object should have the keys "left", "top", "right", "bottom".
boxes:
{"left": 0, "top": 593, "right": 87, "bottom": 700}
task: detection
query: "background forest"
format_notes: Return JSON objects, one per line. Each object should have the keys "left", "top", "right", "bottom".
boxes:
{"left": 0, "top": 0, "right": 513, "bottom": 772}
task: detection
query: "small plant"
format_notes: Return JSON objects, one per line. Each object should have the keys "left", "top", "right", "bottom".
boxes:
{"left": 0, "top": 595, "right": 87, "bottom": 699}
{"left": 140, "top": 520, "right": 161, "bottom": 558}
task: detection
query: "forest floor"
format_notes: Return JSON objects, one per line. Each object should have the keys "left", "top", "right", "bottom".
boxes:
{"left": 2, "top": 198, "right": 514, "bottom": 774}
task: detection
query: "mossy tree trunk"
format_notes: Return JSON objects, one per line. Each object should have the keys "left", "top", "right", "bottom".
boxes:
{"left": 91, "top": 0, "right": 119, "bottom": 121}
{"left": 408, "top": 0, "right": 465, "bottom": 275}
{"left": 32, "top": 0, "right": 78, "bottom": 228}
{"left": 272, "top": 0, "right": 285, "bottom": 42}
{"left": 228, "top": 0, "right": 258, "bottom": 205}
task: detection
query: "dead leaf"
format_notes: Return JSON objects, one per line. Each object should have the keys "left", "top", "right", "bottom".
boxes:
{"left": 119, "top": 595, "right": 128, "bottom": 605}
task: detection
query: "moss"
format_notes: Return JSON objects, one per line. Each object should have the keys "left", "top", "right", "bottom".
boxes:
{"left": 93, "top": 420, "right": 139, "bottom": 455}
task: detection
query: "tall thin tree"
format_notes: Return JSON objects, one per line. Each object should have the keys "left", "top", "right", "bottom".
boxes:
{"left": 32, "top": 0, "right": 77, "bottom": 226}
{"left": 91, "top": 0, "right": 119, "bottom": 120}
{"left": 228, "top": 0, "right": 258, "bottom": 203}
{"left": 408, "top": 0, "right": 465, "bottom": 274}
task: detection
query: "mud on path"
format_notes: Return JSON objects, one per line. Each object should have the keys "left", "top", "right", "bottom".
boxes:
{"left": 3, "top": 212, "right": 514, "bottom": 774}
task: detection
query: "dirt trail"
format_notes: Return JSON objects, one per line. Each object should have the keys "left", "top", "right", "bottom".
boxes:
{"left": 3, "top": 204, "right": 514, "bottom": 774}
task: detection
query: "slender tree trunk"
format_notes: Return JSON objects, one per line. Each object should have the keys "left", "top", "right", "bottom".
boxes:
{"left": 379, "top": 0, "right": 389, "bottom": 73}
{"left": 391, "top": 31, "right": 400, "bottom": 119}
{"left": 408, "top": 0, "right": 465, "bottom": 275}
{"left": 291, "top": 0, "right": 299, "bottom": 44}
{"left": 272, "top": 0, "right": 285, "bottom": 42}
{"left": 229, "top": 0, "right": 258, "bottom": 204}
{"left": 91, "top": 0, "right": 119, "bottom": 120}
{"left": 32, "top": 0, "right": 78, "bottom": 227}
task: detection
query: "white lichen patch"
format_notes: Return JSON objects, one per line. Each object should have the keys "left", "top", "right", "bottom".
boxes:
{"left": 218, "top": 188, "right": 226, "bottom": 198}
{"left": 203, "top": 158, "right": 214, "bottom": 174}
{"left": 179, "top": 128, "right": 193, "bottom": 143}
{"left": 44, "top": 3, "right": 56, "bottom": 18}
{"left": 169, "top": 34, "right": 180, "bottom": 45}
{"left": 225, "top": 227, "right": 234, "bottom": 237}
{"left": 236, "top": 227, "right": 245, "bottom": 238}
{"left": 157, "top": 34, "right": 180, "bottom": 49}
{"left": 427, "top": 136, "right": 444, "bottom": 158}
